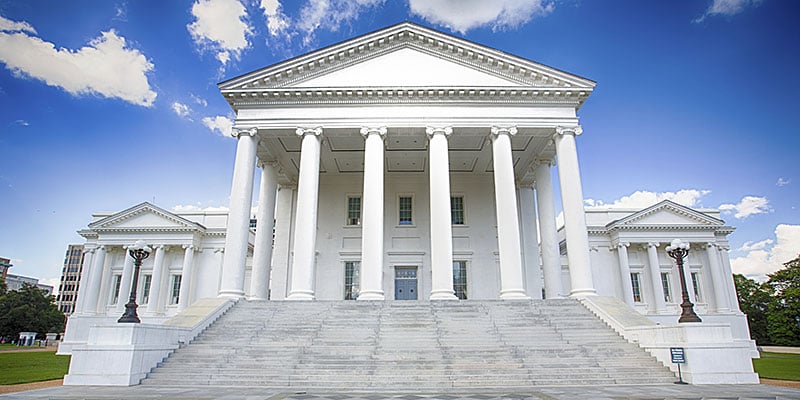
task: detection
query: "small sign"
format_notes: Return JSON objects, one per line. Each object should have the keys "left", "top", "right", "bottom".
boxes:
{"left": 670, "top": 347, "right": 686, "bottom": 364}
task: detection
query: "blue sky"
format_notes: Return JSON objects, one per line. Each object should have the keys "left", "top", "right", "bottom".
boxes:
{"left": 0, "top": 0, "right": 797, "bottom": 290}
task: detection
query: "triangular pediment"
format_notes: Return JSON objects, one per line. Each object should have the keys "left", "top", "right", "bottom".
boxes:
{"left": 89, "top": 202, "right": 205, "bottom": 231}
{"left": 607, "top": 200, "right": 725, "bottom": 230}
{"left": 219, "top": 22, "right": 595, "bottom": 93}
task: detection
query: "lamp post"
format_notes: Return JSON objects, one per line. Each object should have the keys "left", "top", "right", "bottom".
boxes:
{"left": 665, "top": 239, "right": 702, "bottom": 323}
{"left": 118, "top": 240, "right": 151, "bottom": 323}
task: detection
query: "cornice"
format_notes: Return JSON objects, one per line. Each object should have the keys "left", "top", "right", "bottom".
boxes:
{"left": 224, "top": 86, "right": 589, "bottom": 108}
{"left": 589, "top": 224, "right": 735, "bottom": 234}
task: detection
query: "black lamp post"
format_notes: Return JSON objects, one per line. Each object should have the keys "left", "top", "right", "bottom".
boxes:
{"left": 118, "top": 240, "right": 151, "bottom": 323}
{"left": 666, "top": 239, "right": 702, "bottom": 323}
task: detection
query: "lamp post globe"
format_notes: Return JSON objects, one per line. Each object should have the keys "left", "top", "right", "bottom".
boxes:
{"left": 118, "top": 240, "right": 152, "bottom": 323}
{"left": 666, "top": 239, "right": 702, "bottom": 323}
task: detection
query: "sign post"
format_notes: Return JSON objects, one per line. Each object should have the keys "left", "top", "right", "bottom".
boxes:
{"left": 670, "top": 347, "right": 687, "bottom": 384}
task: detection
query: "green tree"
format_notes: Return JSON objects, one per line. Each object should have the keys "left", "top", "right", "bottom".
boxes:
{"left": 734, "top": 274, "right": 772, "bottom": 344}
{"left": 765, "top": 255, "right": 800, "bottom": 346}
{"left": 0, "top": 283, "right": 65, "bottom": 340}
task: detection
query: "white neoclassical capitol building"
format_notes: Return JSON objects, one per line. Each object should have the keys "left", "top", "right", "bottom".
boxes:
{"left": 60, "top": 22, "right": 757, "bottom": 385}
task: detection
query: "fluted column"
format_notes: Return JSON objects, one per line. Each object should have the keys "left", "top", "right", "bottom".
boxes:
{"left": 518, "top": 185, "right": 542, "bottom": 299}
{"left": 706, "top": 243, "right": 730, "bottom": 313}
{"left": 615, "top": 243, "right": 634, "bottom": 306}
{"left": 74, "top": 247, "right": 95, "bottom": 314}
{"left": 177, "top": 245, "right": 196, "bottom": 311}
{"left": 427, "top": 126, "right": 457, "bottom": 300}
{"left": 83, "top": 245, "right": 106, "bottom": 314}
{"left": 534, "top": 161, "right": 563, "bottom": 299}
{"left": 719, "top": 246, "right": 741, "bottom": 312}
{"left": 554, "top": 126, "right": 596, "bottom": 297}
{"left": 220, "top": 127, "right": 258, "bottom": 298}
{"left": 146, "top": 245, "right": 166, "bottom": 315}
{"left": 646, "top": 242, "right": 666, "bottom": 313}
{"left": 250, "top": 162, "right": 279, "bottom": 300}
{"left": 288, "top": 127, "right": 323, "bottom": 300}
{"left": 115, "top": 247, "right": 134, "bottom": 314}
{"left": 491, "top": 126, "right": 528, "bottom": 300}
{"left": 359, "top": 127, "right": 387, "bottom": 301}
{"left": 681, "top": 249, "right": 696, "bottom": 304}
{"left": 270, "top": 186, "right": 295, "bottom": 300}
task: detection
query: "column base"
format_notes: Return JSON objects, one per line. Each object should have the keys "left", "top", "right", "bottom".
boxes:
{"left": 500, "top": 289, "right": 530, "bottom": 300}
{"left": 286, "top": 291, "right": 315, "bottom": 301}
{"left": 357, "top": 291, "right": 385, "bottom": 301}
{"left": 247, "top": 296, "right": 268, "bottom": 301}
{"left": 217, "top": 290, "right": 245, "bottom": 299}
{"left": 430, "top": 290, "right": 458, "bottom": 300}
{"left": 568, "top": 288, "right": 598, "bottom": 298}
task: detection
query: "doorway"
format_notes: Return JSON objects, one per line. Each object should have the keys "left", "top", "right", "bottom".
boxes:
{"left": 394, "top": 266, "right": 418, "bottom": 300}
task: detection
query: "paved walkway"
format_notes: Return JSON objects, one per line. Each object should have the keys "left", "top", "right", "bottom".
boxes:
{"left": 1, "top": 384, "right": 799, "bottom": 400}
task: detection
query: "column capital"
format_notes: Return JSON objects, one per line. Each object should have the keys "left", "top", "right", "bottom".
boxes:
{"left": 719, "top": 245, "right": 730, "bottom": 252}
{"left": 257, "top": 160, "right": 280, "bottom": 169}
{"left": 532, "top": 158, "right": 555, "bottom": 168}
{"left": 360, "top": 126, "right": 387, "bottom": 138}
{"left": 232, "top": 127, "right": 257, "bottom": 138}
{"left": 182, "top": 244, "right": 196, "bottom": 251}
{"left": 706, "top": 242, "right": 717, "bottom": 249}
{"left": 295, "top": 127, "right": 323, "bottom": 137}
{"left": 555, "top": 125, "right": 583, "bottom": 137}
{"left": 490, "top": 126, "right": 518, "bottom": 138}
{"left": 646, "top": 242, "right": 660, "bottom": 249}
{"left": 616, "top": 242, "right": 630, "bottom": 249}
{"left": 426, "top": 126, "right": 452, "bottom": 138}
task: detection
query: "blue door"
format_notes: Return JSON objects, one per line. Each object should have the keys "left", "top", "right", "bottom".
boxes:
{"left": 394, "top": 267, "right": 418, "bottom": 300}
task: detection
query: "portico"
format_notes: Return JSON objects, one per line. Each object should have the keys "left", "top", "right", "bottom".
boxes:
{"left": 217, "top": 23, "right": 599, "bottom": 301}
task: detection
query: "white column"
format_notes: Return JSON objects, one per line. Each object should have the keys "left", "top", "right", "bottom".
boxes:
{"left": 427, "top": 126, "right": 457, "bottom": 300}
{"left": 115, "top": 247, "right": 134, "bottom": 314}
{"left": 554, "top": 126, "right": 596, "bottom": 297}
{"left": 491, "top": 126, "right": 528, "bottom": 300}
{"left": 615, "top": 243, "right": 634, "bottom": 306}
{"left": 74, "top": 247, "right": 95, "bottom": 314}
{"left": 177, "top": 245, "right": 196, "bottom": 311}
{"left": 359, "top": 127, "right": 387, "bottom": 301}
{"left": 220, "top": 127, "right": 258, "bottom": 298}
{"left": 682, "top": 249, "right": 696, "bottom": 304}
{"left": 518, "top": 186, "right": 542, "bottom": 299}
{"left": 288, "top": 127, "right": 323, "bottom": 300}
{"left": 646, "top": 242, "right": 666, "bottom": 313}
{"left": 83, "top": 245, "right": 106, "bottom": 315}
{"left": 146, "top": 245, "right": 166, "bottom": 315}
{"left": 250, "top": 162, "right": 279, "bottom": 300}
{"left": 270, "top": 186, "right": 295, "bottom": 300}
{"left": 534, "top": 161, "right": 563, "bottom": 299}
{"left": 719, "top": 246, "right": 741, "bottom": 312}
{"left": 706, "top": 243, "right": 731, "bottom": 313}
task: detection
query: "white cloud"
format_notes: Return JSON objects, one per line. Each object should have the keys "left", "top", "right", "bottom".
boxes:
{"left": 171, "top": 101, "right": 191, "bottom": 118}
{"left": 39, "top": 277, "right": 61, "bottom": 295}
{"left": 731, "top": 224, "right": 800, "bottom": 280}
{"left": 296, "top": 0, "right": 384, "bottom": 45}
{"left": 261, "top": 0, "right": 290, "bottom": 37}
{"left": 0, "top": 15, "right": 36, "bottom": 34}
{"left": 202, "top": 115, "right": 233, "bottom": 136}
{"left": 13, "top": 119, "right": 29, "bottom": 126}
{"left": 695, "top": 0, "right": 761, "bottom": 23}
{"left": 776, "top": 177, "right": 790, "bottom": 187}
{"left": 719, "top": 196, "right": 771, "bottom": 219}
{"left": 584, "top": 189, "right": 711, "bottom": 209}
{"left": 409, "top": 0, "right": 554, "bottom": 34}
{"left": 736, "top": 239, "right": 773, "bottom": 252}
{"left": 0, "top": 21, "right": 156, "bottom": 106}
{"left": 191, "top": 94, "right": 208, "bottom": 107}
{"left": 187, "top": 0, "right": 252, "bottom": 67}
{"left": 173, "top": 204, "right": 229, "bottom": 212}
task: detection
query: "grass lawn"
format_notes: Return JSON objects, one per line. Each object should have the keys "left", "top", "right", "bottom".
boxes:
{"left": 0, "top": 351, "right": 70, "bottom": 385}
{"left": 753, "top": 352, "right": 800, "bottom": 381}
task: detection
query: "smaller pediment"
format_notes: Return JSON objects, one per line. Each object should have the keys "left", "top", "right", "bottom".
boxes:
{"left": 89, "top": 202, "right": 205, "bottom": 232}
{"left": 607, "top": 200, "right": 724, "bottom": 230}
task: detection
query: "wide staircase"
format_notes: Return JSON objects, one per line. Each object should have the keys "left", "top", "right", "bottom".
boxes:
{"left": 143, "top": 299, "right": 676, "bottom": 389}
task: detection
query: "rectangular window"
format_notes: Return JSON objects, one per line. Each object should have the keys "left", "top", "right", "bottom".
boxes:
{"left": 141, "top": 274, "right": 152, "bottom": 304}
{"left": 398, "top": 196, "right": 413, "bottom": 225}
{"left": 630, "top": 273, "right": 642, "bottom": 303}
{"left": 111, "top": 274, "right": 122, "bottom": 304}
{"left": 170, "top": 275, "right": 182, "bottom": 305}
{"left": 451, "top": 196, "right": 465, "bottom": 225}
{"left": 691, "top": 272, "right": 702, "bottom": 302}
{"left": 344, "top": 261, "right": 360, "bottom": 300}
{"left": 453, "top": 261, "right": 468, "bottom": 300}
{"left": 347, "top": 196, "right": 361, "bottom": 226}
{"left": 661, "top": 272, "right": 672, "bottom": 303}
